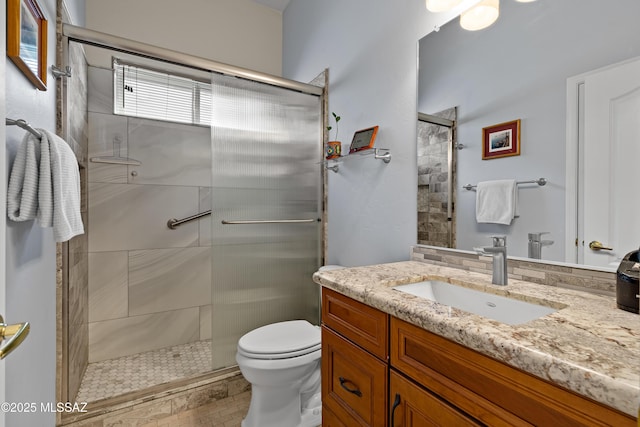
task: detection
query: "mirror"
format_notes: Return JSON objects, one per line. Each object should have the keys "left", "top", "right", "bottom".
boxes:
{"left": 417, "top": 0, "right": 640, "bottom": 268}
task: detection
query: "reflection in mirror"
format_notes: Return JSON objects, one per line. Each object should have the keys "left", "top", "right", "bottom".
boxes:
{"left": 417, "top": 108, "right": 457, "bottom": 249}
{"left": 417, "top": 0, "right": 640, "bottom": 269}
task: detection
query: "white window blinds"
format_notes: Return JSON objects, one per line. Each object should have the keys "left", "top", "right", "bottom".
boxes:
{"left": 113, "top": 60, "right": 212, "bottom": 125}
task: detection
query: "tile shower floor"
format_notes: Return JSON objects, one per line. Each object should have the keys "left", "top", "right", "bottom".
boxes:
{"left": 77, "top": 340, "right": 213, "bottom": 402}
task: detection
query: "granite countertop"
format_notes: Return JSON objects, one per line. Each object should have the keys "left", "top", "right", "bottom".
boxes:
{"left": 313, "top": 261, "right": 640, "bottom": 417}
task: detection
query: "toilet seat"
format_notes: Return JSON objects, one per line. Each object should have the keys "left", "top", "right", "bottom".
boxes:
{"left": 237, "top": 320, "right": 320, "bottom": 360}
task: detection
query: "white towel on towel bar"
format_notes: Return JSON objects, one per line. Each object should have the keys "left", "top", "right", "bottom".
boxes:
{"left": 7, "top": 132, "right": 40, "bottom": 222}
{"left": 475, "top": 179, "right": 518, "bottom": 225}
{"left": 40, "top": 129, "right": 84, "bottom": 242}
{"left": 7, "top": 129, "right": 84, "bottom": 242}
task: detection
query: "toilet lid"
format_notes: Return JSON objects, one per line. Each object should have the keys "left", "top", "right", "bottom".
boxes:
{"left": 237, "top": 320, "right": 321, "bottom": 359}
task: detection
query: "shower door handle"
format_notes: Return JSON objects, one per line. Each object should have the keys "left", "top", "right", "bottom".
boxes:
{"left": 0, "top": 314, "right": 30, "bottom": 359}
{"left": 221, "top": 218, "right": 318, "bottom": 225}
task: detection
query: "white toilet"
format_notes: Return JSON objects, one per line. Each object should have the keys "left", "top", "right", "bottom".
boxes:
{"left": 236, "top": 265, "right": 344, "bottom": 427}
{"left": 236, "top": 320, "right": 322, "bottom": 427}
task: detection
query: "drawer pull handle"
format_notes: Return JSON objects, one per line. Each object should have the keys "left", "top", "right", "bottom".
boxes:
{"left": 390, "top": 393, "right": 401, "bottom": 426}
{"left": 338, "top": 377, "right": 362, "bottom": 397}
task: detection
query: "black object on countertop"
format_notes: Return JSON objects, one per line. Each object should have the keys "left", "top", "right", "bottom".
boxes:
{"left": 616, "top": 250, "right": 640, "bottom": 314}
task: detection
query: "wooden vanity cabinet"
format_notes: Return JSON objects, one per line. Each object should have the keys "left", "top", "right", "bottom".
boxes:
{"left": 391, "top": 317, "right": 636, "bottom": 427}
{"left": 389, "top": 370, "right": 484, "bottom": 426}
{"left": 321, "top": 289, "right": 635, "bottom": 426}
{"left": 321, "top": 288, "right": 389, "bottom": 426}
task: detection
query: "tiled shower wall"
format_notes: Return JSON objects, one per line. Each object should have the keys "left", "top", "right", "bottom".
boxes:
{"left": 60, "top": 39, "right": 90, "bottom": 402}
{"left": 417, "top": 107, "right": 456, "bottom": 248}
{"left": 87, "top": 66, "right": 212, "bottom": 362}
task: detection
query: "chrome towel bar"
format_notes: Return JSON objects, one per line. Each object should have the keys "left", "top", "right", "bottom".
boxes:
{"left": 167, "top": 210, "right": 211, "bottom": 229}
{"left": 6, "top": 118, "right": 42, "bottom": 139}
{"left": 463, "top": 177, "right": 547, "bottom": 191}
{"left": 222, "top": 218, "right": 318, "bottom": 225}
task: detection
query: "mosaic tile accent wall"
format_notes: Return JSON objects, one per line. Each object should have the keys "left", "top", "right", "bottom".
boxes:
{"left": 417, "top": 107, "right": 456, "bottom": 248}
{"left": 87, "top": 66, "right": 213, "bottom": 362}
{"left": 411, "top": 245, "right": 617, "bottom": 296}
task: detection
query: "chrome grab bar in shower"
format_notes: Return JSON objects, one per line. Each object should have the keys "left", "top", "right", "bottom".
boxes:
{"left": 221, "top": 218, "right": 318, "bottom": 225}
{"left": 167, "top": 210, "right": 212, "bottom": 229}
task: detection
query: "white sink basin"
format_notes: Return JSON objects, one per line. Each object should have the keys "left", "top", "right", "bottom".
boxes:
{"left": 392, "top": 280, "right": 557, "bottom": 325}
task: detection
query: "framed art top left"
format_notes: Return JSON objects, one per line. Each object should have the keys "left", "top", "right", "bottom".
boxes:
{"left": 7, "top": 0, "right": 48, "bottom": 90}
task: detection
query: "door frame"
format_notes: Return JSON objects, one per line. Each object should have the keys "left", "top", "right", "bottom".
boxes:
{"left": 565, "top": 72, "right": 584, "bottom": 264}
{"left": 1, "top": 8, "right": 8, "bottom": 426}
{"left": 565, "top": 56, "right": 640, "bottom": 266}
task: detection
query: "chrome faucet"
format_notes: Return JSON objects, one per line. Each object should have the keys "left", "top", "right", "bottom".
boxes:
{"left": 528, "top": 232, "right": 554, "bottom": 259}
{"left": 475, "top": 236, "right": 508, "bottom": 286}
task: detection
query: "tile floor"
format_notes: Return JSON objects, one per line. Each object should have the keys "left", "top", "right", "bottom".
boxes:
{"left": 77, "top": 340, "right": 212, "bottom": 402}
{"left": 139, "top": 391, "right": 250, "bottom": 427}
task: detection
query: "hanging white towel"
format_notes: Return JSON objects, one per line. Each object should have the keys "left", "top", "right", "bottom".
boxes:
{"left": 7, "top": 129, "right": 84, "bottom": 242}
{"left": 7, "top": 133, "right": 41, "bottom": 221}
{"left": 39, "top": 129, "right": 84, "bottom": 242}
{"left": 475, "top": 179, "right": 518, "bottom": 225}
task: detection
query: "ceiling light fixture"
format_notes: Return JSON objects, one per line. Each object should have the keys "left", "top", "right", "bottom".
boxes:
{"left": 425, "top": 0, "right": 463, "bottom": 13}
{"left": 460, "top": 0, "right": 500, "bottom": 31}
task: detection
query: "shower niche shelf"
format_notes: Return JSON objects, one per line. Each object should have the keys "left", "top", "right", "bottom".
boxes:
{"left": 325, "top": 148, "right": 391, "bottom": 173}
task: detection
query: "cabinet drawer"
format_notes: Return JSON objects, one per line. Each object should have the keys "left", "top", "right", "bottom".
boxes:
{"left": 391, "top": 317, "right": 635, "bottom": 427}
{"left": 390, "top": 370, "right": 482, "bottom": 427}
{"left": 322, "top": 405, "right": 348, "bottom": 427}
{"left": 322, "top": 288, "right": 388, "bottom": 360}
{"left": 322, "top": 326, "right": 388, "bottom": 426}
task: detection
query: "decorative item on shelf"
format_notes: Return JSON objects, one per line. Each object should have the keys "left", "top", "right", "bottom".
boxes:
{"left": 326, "top": 112, "right": 341, "bottom": 160}
{"left": 482, "top": 119, "right": 520, "bottom": 160}
{"left": 326, "top": 141, "right": 341, "bottom": 160}
{"left": 348, "top": 125, "right": 379, "bottom": 154}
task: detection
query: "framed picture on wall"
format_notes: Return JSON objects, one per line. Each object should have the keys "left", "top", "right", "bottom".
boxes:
{"left": 482, "top": 119, "right": 520, "bottom": 160}
{"left": 7, "top": 0, "right": 48, "bottom": 90}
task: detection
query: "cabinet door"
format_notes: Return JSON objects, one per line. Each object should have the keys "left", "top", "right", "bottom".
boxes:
{"left": 322, "top": 327, "right": 388, "bottom": 426}
{"left": 322, "top": 405, "right": 348, "bottom": 427}
{"left": 391, "top": 317, "right": 635, "bottom": 427}
{"left": 390, "top": 370, "right": 481, "bottom": 427}
{"left": 322, "top": 288, "right": 389, "bottom": 360}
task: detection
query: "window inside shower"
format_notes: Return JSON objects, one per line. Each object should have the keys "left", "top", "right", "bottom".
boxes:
{"left": 113, "top": 59, "right": 212, "bottom": 126}
{"left": 62, "top": 39, "right": 323, "bottom": 407}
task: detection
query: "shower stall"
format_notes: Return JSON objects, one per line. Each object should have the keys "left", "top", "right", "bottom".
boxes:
{"left": 58, "top": 25, "right": 324, "bottom": 416}
{"left": 417, "top": 108, "right": 457, "bottom": 249}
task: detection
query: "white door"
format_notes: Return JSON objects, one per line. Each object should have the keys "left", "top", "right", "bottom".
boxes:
{"left": 581, "top": 57, "right": 640, "bottom": 267}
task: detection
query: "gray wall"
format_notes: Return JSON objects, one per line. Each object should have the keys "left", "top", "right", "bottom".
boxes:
{"left": 418, "top": 0, "right": 640, "bottom": 260}
{"left": 4, "top": 0, "right": 62, "bottom": 424}
{"left": 282, "top": 0, "right": 469, "bottom": 266}
{"left": 283, "top": 0, "right": 640, "bottom": 265}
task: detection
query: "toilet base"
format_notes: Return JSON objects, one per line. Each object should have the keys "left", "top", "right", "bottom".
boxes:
{"left": 240, "top": 389, "right": 321, "bottom": 427}
{"left": 300, "top": 399, "right": 322, "bottom": 427}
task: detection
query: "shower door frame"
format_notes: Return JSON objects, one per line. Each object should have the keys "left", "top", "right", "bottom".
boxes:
{"left": 57, "top": 23, "right": 327, "bottom": 417}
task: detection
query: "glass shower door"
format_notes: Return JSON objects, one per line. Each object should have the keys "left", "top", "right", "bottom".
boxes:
{"left": 209, "top": 74, "right": 323, "bottom": 369}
